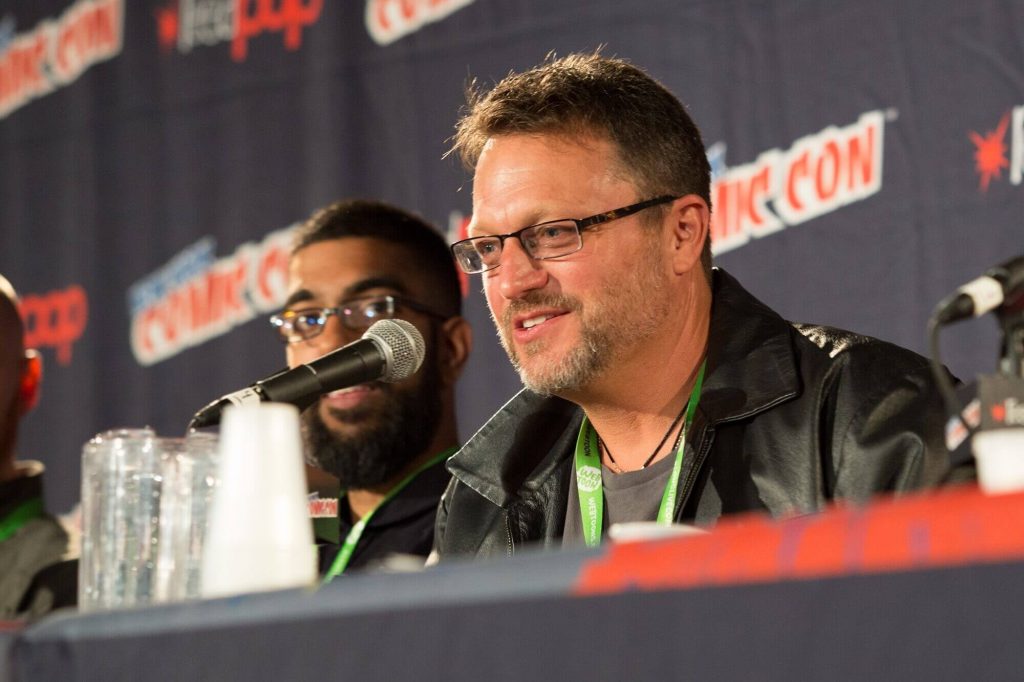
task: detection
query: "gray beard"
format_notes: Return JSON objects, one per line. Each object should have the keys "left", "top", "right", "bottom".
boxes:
{"left": 300, "top": 351, "right": 443, "bottom": 489}
{"left": 493, "top": 233, "right": 669, "bottom": 395}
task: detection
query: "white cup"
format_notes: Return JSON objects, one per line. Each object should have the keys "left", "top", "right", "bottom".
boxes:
{"left": 200, "top": 403, "right": 316, "bottom": 598}
{"left": 608, "top": 522, "right": 708, "bottom": 543}
{"left": 974, "top": 428, "right": 1024, "bottom": 494}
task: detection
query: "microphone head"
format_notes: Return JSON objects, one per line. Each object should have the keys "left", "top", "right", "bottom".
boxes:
{"left": 363, "top": 319, "right": 425, "bottom": 382}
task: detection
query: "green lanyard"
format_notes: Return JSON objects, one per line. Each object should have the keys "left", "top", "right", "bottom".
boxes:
{"left": 321, "top": 446, "right": 456, "bottom": 583}
{"left": 574, "top": 361, "right": 706, "bottom": 548}
{"left": 0, "top": 497, "right": 43, "bottom": 542}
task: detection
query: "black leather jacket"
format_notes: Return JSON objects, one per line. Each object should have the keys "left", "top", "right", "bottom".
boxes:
{"left": 435, "top": 269, "right": 960, "bottom": 559}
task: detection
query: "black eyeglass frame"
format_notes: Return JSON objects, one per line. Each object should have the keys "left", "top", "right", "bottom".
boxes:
{"left": 450, "top": 195, "right": 679, "bottom": 274}
{"left": 269, "top": 294, "right": 449, "bottom": 344}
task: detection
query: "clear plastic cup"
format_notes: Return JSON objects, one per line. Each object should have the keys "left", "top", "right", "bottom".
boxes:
{"left": 153, "top": 433, "right": 220, "bottom": 602}
{"left": 79, "top": 429, "right": 220, "bottom": 611}
{"left": 181, "top": 432, "right": 220, "bottom": 600}
{"left": 79, "top": 428, "right": 156, "bottom": 612}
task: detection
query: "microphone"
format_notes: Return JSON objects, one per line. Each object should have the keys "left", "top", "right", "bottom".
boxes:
{"left": 934, "top": 255, "right": 1024, "bottom": 325}
{"left": 188, "top": 319, "right": 425, "bottom": 429}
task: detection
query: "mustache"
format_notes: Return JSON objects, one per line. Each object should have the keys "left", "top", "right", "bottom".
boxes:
{"left": 500, "top": 292, "right": 582, "bottom": 330}
{"left": 323, "top": 379, "right": 388, "bottom": 394}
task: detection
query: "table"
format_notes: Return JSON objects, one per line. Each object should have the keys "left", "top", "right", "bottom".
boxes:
{"left": 8, "top": 485, "right": 1024, "bottom": 681}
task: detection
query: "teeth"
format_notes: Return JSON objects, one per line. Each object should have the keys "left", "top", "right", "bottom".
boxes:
{"left": 522, "top": 314, "right": 552, "bottom": 329}
{"left": 327, "top": 386, "right": 363, "bottom": 397}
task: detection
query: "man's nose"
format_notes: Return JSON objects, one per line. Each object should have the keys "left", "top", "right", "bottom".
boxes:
{"left": 496, "top": 239, "right": 549, "bottom": 300}
{"left": 309, "top": 315, "right": 359, "bottom": 355}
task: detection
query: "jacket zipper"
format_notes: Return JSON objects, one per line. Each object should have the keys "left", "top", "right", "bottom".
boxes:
{"left": 505, "top": 512, "right": 515, "bottom": 557}
{"left": 675, "top": 425, "right": 714, "bottom": 520}
{"left": 672, "top": 387, "right": 798, "bottom": 519}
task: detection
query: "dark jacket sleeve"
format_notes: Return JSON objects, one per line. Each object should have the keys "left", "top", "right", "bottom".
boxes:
{"left": 830, "top": 343, "right": 969, "bottom": 499}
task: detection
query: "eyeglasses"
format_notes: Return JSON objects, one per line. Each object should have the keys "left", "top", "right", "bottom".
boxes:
{"left": 269, "top": 294, "right": 447, "bottom": 344}
{"left": 450, "top": 195, "right": 678, "bottom": 274}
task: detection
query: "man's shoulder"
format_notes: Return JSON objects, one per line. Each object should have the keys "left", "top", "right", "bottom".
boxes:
{"left": 790, "top": 323, "right": 873, "bottom": 358}
{"left": 712, "top": 269, "right": 931, "bottom": 376}
{"left": 790, "top": 321, "right": 932, "bottom": 377}
{"left": 785, "top": 321, "right": 948, "bottom": 446}
{"left": 708, "top": 269, "right": 937, "bottom": 413}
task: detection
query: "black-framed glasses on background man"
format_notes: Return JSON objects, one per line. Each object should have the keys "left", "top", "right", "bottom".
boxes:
{"left": 450, "top": 195, "right": 679, "bottom": 275}
{"left": 269, "top": 294, "right": 447, "bottom": 344}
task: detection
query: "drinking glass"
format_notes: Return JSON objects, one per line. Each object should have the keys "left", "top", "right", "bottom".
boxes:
{"left": 79, "top": 428, "right": 156, "bottom": 612}
{"left": 79, "top": 429, "right": 221, "bottom": 610}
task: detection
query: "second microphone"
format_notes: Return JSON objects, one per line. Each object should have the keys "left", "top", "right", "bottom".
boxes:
{"left": 189, "top": 318, "right": 426, "bottom": 429}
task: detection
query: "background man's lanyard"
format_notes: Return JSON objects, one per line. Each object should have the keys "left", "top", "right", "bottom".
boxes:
{"left": 574, "top": 361, "right": 706, "bottom": 548}
{"left": 0, "top": 497, "right": 43, "bottom": 542}
{"left": 322, "top": 446, "right": 456, "bottom": 583}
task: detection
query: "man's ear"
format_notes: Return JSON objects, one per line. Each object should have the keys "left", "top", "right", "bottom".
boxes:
{"left": 18, "top": 350, "right": 41, "bottom": 415}
{"left": 438, "top": 316, "right": 473, "bottom": 386}
{"left": 667, "top": 195, "right": 711, "bottom": 276}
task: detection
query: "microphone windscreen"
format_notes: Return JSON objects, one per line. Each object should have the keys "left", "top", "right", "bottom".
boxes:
{"left": 365, "top": 319, "right": 425, "bottom": 382}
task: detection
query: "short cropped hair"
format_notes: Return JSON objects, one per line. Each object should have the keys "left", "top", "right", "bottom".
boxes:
{"left": 0, "top": 274, "right": 22, "bottom": 352}
{"left": 292, "top": 200, "right": 462, "bottom": 317}
{"left": 451, "top": 51, "right": 712, "bottom": 279}
{"left": 1, "top": 274, "right": 25, "bottom": 424}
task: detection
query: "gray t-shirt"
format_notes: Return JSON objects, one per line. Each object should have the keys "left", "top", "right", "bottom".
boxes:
{"left": 562, "top": 451, "right": 676, "bottom": 547}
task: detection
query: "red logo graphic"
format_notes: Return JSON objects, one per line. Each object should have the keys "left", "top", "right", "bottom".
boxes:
{"left": 969, "top": 113, "right": 1010, "bottom": 192}
{"left": 130, "top": 228, "right": 293, "bottom": 366}
{"left": 155, "top": 4, "right": 179, "bottom": 52}
{"left": 18, "top": 285, "right": 89, "bottom": 366}
{"left": 0, "top": 0, "right": 124, "bottom": 120}
{"left": 308, "top": 497, "right": 338, "bottom": 518}
{"left": 365, "top": 0, "right": 475, "bottom": 45}
{"left": 233, "top": 0, "right": 322, "bottom": 62}
{"left": 990, "top": 399, "right": 1024, "bottom": 427}
{"left": 709, "top": 110, "right": 886, "bottom": 255}
{"left": 155, "top": 0, "right": 323, "bottom": 63}
{"left": 447, "top": 211, "right": 471, "bottom": 298}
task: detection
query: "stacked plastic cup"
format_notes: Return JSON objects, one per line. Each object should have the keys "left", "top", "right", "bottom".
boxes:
{"left": 974, "top": 428, "right": 1024, "bottom": 494}
{"left": 200, "top": 403, "right": 316, "bottom": 598}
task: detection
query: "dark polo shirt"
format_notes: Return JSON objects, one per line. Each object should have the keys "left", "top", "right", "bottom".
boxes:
{"left": 318, "top": 456, "right": 450, "bottom": 575}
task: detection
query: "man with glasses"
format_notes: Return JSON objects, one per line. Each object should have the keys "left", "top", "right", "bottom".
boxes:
{"left": 271, "top": 200, "right": 471, "bottom": 576}
{"left": 433, "top": 53, "right": 962, "bottom": 558}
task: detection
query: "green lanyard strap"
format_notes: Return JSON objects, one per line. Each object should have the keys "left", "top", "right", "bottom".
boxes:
{"left": 0, "top": 497, "right": 44, "bottom": 542}
{"left": 321, "top": 446, "right": 456, "bottom": 583}
{"left": 574, "top": 361, "right": 706, "bottom": 548}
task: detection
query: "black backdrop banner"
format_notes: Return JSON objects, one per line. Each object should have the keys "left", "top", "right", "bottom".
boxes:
{"left": 1, "top": 0, "right": 1021, "bottom": 512}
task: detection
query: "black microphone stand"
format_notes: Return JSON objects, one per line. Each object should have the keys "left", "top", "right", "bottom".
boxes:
{"left": 974, "top": 293, "right": 1024, "bottom": 434}
{"left": 997, "top": 288, "right": 1024, "bottom": 379}
{"left": 929, "top": 277, "right": 1024, "bottom": 463}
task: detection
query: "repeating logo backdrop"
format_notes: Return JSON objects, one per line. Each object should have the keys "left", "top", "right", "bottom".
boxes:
{"left": 1, "top": 0, "right": 1021, "bottom": 512}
